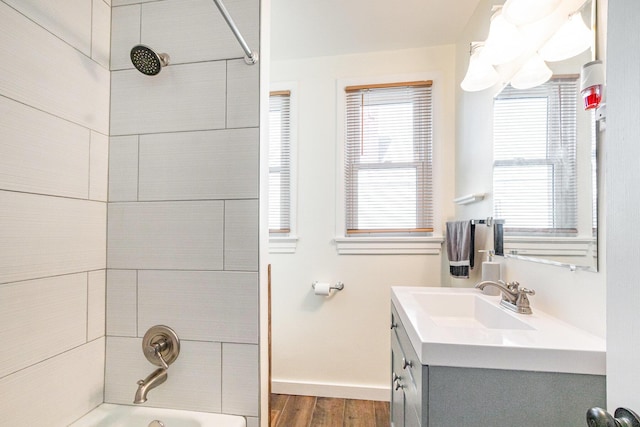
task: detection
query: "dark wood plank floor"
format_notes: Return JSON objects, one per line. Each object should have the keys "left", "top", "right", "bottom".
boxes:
{"left": 270, "top": 394, "right": 390, "bottom": 427}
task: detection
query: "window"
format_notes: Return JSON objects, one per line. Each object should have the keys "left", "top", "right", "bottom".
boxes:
{"left": 493, "top": 77, "right": 578, "bottom": 234}
{"left": 269, "top": 90, "right": 292, "bottom": 235}
{"left": 343, "top": 81, "right": 434, "bottom": 236}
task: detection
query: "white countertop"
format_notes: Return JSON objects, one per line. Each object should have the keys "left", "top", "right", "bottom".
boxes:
{"left": 391, "top": 286, "right": 606, "bottom": 375}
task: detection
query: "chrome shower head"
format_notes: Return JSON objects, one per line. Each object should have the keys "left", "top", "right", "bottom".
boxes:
{"left": 130, "top": 45, "right": 170, "bottom": 76}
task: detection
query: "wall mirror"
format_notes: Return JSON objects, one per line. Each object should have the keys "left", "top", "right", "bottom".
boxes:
{"left": 492, "top": 1, "right": 599, "bottom": 271}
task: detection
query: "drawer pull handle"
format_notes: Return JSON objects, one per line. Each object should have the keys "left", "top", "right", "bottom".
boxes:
{"left": 394, "top": 378, "right": 403, "bottom": 390}
{"left": 402, "top": 357, "right": 412, "bottom": 369}
{"left": 390, "top": 322, "right": 398, "bottom": 330}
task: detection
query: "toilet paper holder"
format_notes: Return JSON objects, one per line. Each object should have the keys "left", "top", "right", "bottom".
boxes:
{"left": 311, "top": 281, "right": 345, "bottom": 292}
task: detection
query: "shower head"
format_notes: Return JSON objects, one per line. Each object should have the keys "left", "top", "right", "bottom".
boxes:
{"left": 130, "top": 45, "right": 170, "bottom": 76}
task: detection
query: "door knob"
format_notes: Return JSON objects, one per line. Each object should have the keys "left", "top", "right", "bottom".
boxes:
{"left": 587, "top": 407, "right": 640, "bottom": 427}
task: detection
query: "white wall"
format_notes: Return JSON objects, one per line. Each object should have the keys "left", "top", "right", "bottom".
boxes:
{"left": 270, "top": 46, "right": 457, "bottom": 400}
{"left": 605, "top": 0, "right": 640, "bottom": 411}
{"left": 0, "top": 1, "right": 110, "bottom": 425}
{"left": 107, "top": 0, "right": 261, "bottom": 424}
{"left": 453, "top": 0, "right": 606, "bottom": 338}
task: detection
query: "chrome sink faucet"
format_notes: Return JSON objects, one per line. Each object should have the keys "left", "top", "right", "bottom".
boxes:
{"left": 475, "top": 280, "right": 535, "bottom": 314}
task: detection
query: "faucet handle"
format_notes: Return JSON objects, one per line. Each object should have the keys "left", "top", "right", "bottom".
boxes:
{"left": 144, "top": 343, "right": 158, "bottom": 359}
{"left": 514, "top": 286, "right": 535, "bottom": 314}
{"left": 142, "top": 325, "right": 180, "bottom": 368}
{"left": 508, "top": 281, "right": 536, "bottom": 297}
{"left": 506, "top": 281, "right": 520, "bottom": 291}
{"left": 145, "top": 342, "right": 169, "bottom": 369}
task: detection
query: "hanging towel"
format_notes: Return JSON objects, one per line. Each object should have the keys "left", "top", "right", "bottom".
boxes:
{"left": 446, "top": 221, "right": 475, "bottom": 278}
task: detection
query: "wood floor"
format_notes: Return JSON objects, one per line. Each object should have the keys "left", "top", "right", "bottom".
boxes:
{"left": 270, "top": 394, "right": 390, "bottom": 427}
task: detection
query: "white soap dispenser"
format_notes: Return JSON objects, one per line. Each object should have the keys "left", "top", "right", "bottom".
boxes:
{"left": 479, "top": 250, "right": 502, "bottom": 296}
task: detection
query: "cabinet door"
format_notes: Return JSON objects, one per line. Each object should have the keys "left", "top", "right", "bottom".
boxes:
{"left": 391, "top": 332, "right": 405, "bottom": 427}
{"left": 405, "top": 407, "right": 421, "bottom": 427}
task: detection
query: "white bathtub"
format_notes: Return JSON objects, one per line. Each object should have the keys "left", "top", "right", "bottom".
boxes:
{"left": 69, "top": 404, "right": 246, "bottom": 427}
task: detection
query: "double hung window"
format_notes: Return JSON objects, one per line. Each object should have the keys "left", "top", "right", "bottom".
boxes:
{"left": 269, "top": 91, "right": 292, "bottom": 235}
{"left": 344, "top": 81, "right": 434, "bottom": 236}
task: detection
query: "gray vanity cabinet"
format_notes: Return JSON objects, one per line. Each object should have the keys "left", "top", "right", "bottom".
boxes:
{"left": 390, "top": 302, "right": 606, "bottom": 427}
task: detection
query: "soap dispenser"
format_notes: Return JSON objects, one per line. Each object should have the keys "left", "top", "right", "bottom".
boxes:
{"left": 479, "top": 250, "right": 501, "bottom": 296}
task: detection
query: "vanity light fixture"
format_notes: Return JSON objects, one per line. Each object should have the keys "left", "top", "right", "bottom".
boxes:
{"left": 482, "top": 11, "right": 524, "bottom": 65}
{"left": 460, "top": 43, "right": 499, "bottom": 92}
{"left": 539, "top": 11, "right": 592, "bottom": 62}
{"left": 510, "top": 53, "right": 553, "bottom": 89}
{"left": 460, "top": 0, "right": 592, "bottom": 92}
{"left": 502, "top": 0, "right": 562, "bottom": 26}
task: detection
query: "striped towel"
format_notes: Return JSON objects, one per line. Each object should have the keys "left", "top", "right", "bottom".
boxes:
{"left": 446, "top": 221, "right": 475, "bottom": 278}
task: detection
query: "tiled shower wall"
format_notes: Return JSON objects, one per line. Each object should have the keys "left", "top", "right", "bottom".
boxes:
{"left": 106, "top": 0, "right": 260, "bottom": 424}
{"left": 0, "top": 0, "right": 110, "bottom": 425}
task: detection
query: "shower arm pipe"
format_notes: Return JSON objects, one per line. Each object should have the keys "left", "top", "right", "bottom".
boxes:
{"left": 212, "top": 0, "right": 258, "bottom": 65}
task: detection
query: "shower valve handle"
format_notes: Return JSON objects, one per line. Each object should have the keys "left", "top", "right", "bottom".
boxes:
{"left": 141, "top": 325, "right": 181, "bottom": 369}
{"left": 144, "top": 342, "right": 169, "bottom": 369}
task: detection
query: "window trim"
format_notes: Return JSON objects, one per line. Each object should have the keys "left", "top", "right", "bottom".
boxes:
{"left": 335, "top": 74, "right": 444, "bottom": 255}
{"left": 269, "top": 82, "right": 298, "bottom": 254}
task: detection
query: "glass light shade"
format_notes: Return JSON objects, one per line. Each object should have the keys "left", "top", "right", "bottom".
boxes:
{"left": 510, "top": 54, "right": 552, "bottom": 89}
{"left": 502, "top": 0, "right": 562, "bottom": 26}
{"left": 460, "top": 48, "right": 499, "bottom": 92}
{"left": 539, "top": 12, "right": 592, "bottom": 62}
{"left": 482, "top": 13, "right": 525, "bottom": 65}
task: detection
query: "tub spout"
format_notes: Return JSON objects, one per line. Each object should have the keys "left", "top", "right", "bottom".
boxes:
{"left": 134, "top": 367, "right": 168, "bottom": 404}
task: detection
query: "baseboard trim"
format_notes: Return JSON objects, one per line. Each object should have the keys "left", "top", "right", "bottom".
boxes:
{"left": 271, "top": 379, "right": 390, "bottom": 402}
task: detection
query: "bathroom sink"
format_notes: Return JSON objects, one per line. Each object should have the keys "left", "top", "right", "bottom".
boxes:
{"left": 411, "top": 292, "right": 534, "bottom": 330}
{"left": 391, "top": 286, "right": 605, "bottom": 375}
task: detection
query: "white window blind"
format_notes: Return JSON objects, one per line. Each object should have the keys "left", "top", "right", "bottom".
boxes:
{"left": 269, "top": 91, "right": 291, "bottom": 234}
{"left": 493, "top": 77, "right": 578, "bottom": 233}
{"left": 344, "top": 81, "right": 433, "bottom": 235}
